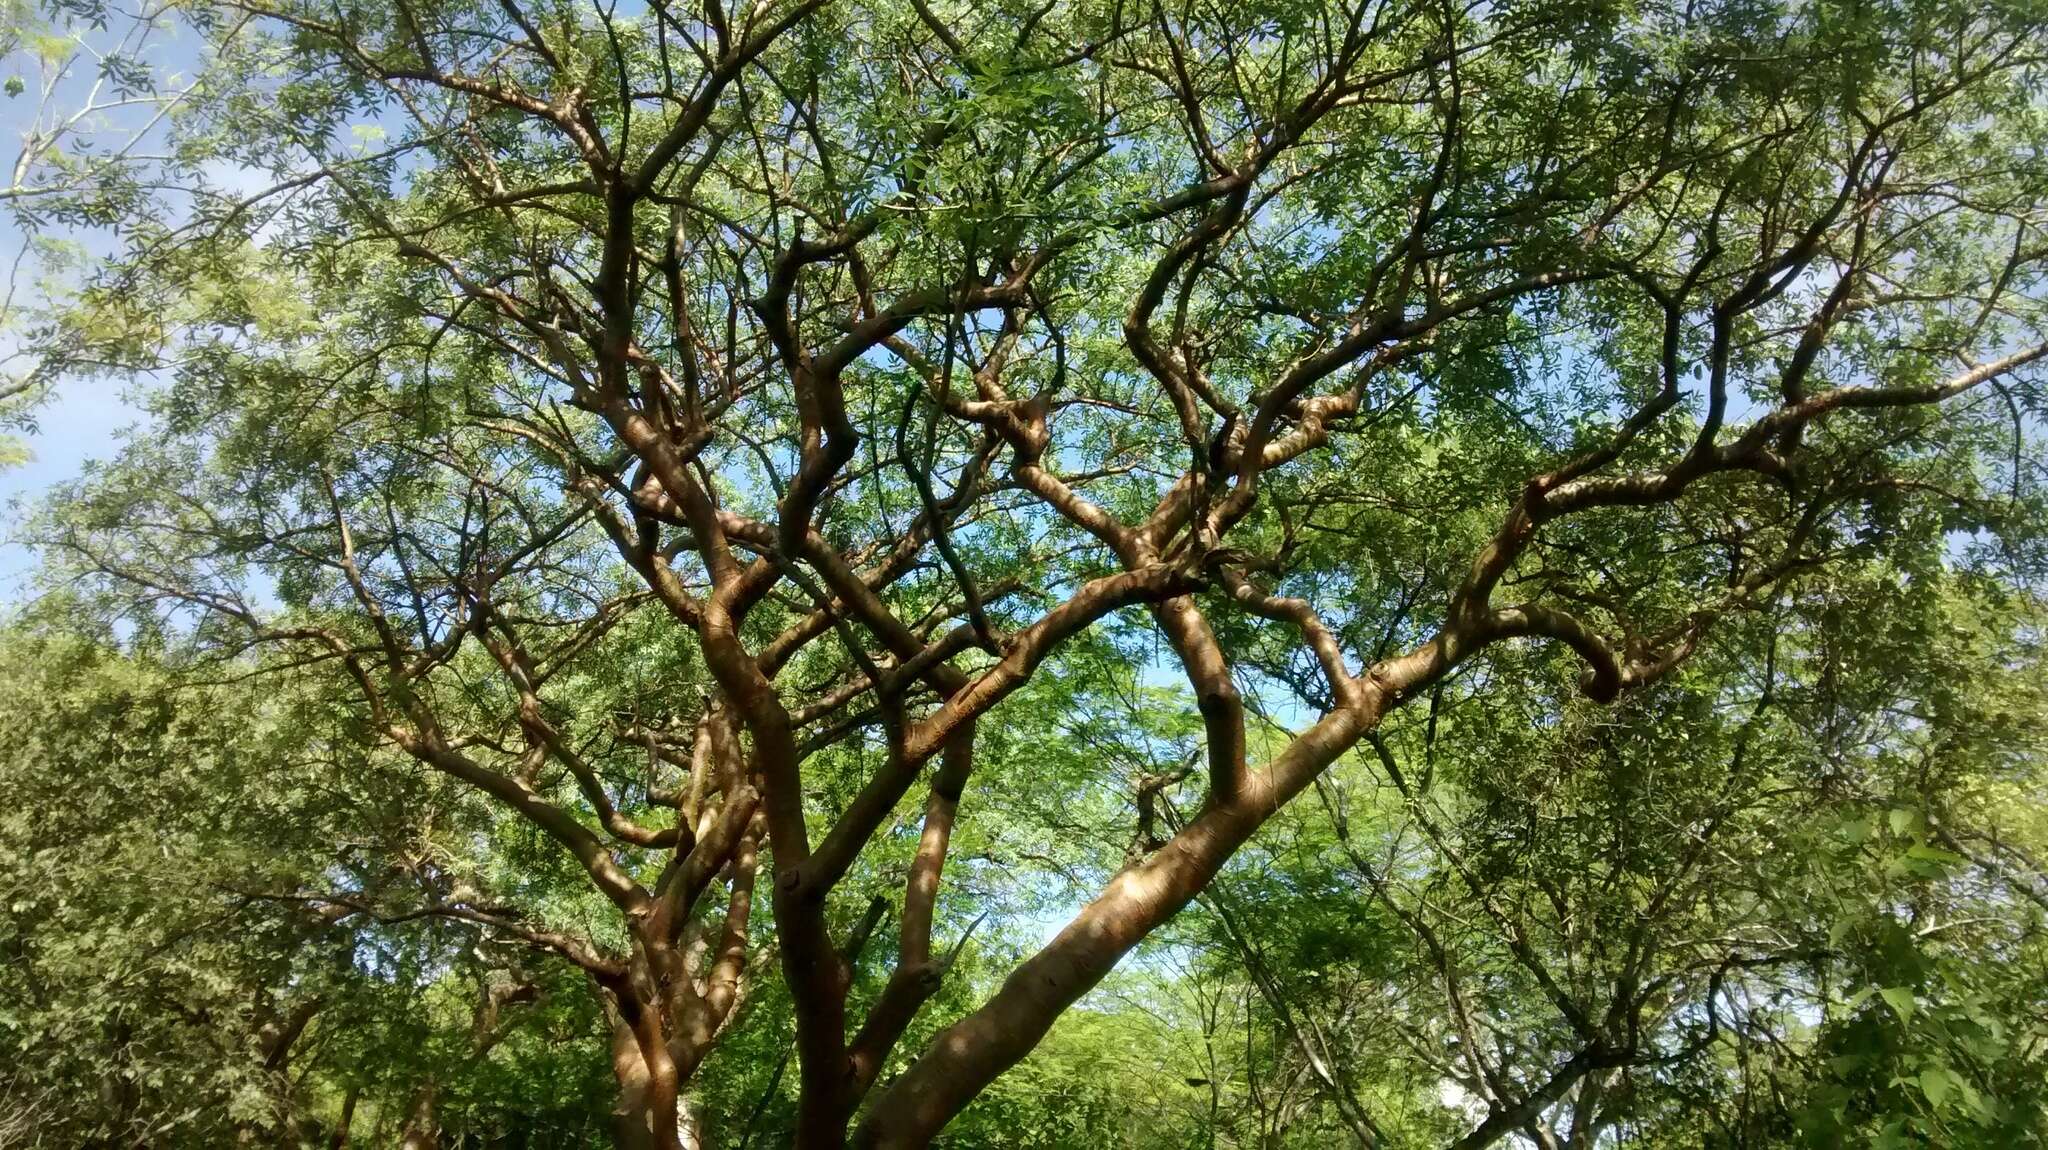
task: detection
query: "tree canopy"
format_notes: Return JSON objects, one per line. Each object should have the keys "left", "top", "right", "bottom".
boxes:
{"left": 5, "top": 0, "right": 2048, "bottom": 1146}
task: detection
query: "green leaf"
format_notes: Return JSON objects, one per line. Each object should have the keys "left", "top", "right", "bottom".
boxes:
{"left": 1919, "top": 1066, "right": 1951, "bottom": 1107}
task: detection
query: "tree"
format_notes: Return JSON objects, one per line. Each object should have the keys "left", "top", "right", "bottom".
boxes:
{"left": 0, "top": 621, "right": 394, "bottom": 1147}
{"left": 0, "top": 608, "right": 630, "bottom": 1148}
{"left": 1, "top": 0, "right": 196, "bottom": 437}
{"left": 1167, "top": 566, "right": 2048, "bottom": 1148}
{"left": 28, "top": 0, "right": 2048, "bottom": 1144}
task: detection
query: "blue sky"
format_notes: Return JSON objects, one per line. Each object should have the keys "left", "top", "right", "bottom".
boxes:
{"left": 0, "top": 379, "right": 141, "bottom": 600}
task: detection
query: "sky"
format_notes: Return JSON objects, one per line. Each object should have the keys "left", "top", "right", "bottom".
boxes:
{"left": 0, "top": 379, "right": 142, "bottom": 600}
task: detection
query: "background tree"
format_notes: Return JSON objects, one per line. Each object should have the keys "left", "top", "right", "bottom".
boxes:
{"left": 1, "top": 0, "right": 196, "bottom": 451}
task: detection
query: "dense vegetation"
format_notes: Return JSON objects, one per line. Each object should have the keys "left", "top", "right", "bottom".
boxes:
{"left": 3, "top": 0, "right": 2047, "bottom": 1145}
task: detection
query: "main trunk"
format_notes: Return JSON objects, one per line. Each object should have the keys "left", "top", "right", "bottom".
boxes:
{"left": 397, "top": 1080, "right": 437, "bottom": 1150}
{"left": 610, "top": 1010, "right": 685, "bottom": 1150}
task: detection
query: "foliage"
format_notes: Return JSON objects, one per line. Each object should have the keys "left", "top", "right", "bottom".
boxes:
{"left": 5, "top": 0, "right": 2048, "bottom": 1144}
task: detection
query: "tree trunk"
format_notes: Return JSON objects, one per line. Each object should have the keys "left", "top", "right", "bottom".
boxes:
{"left": 99, "top": 1018, "right": 141, "bottom": 1145}
{"left": 398, "top": 1079, "right": 438, "bottom": 1150}
{"left": 610, "top": 1012, "right": 685, "bottom": 1150}
{"left": 856, "top": 705, "right": 1375, "bottom": 1147}
{"left": 329, "top": 1086, "right": 358, "bottom": 1150}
